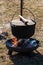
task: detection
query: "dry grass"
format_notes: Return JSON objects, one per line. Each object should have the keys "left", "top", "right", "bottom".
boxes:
{"left": 0, "top": 0, "right": 43, "bottom": 65}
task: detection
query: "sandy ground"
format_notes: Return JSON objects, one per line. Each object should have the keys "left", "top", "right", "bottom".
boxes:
{"left": 0, "top": 0, "right": 43, "bottom": 65}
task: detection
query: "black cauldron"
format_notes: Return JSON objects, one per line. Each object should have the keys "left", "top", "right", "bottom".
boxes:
{"left": 11, "top": 19, "right": 36, "bottom": 38}
{"left": 10, "top": 8, "right": 36, "bottom": 38}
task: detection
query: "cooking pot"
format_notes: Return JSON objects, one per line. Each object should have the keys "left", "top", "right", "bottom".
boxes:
{"left": 10, "top": 8, "right": 36, "bottom": 38}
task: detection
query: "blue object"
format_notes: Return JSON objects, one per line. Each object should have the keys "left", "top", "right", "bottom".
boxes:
{"left": 29, "top": 40, "right": 37, "bottom": 47}
{"left": 5, "top": 38, "right": 38, "bottom": 48}
{"left": 22, "top": 39, "right": 37, "bottom": 48}
{"left": 6, "top": 40, "right": 14, "bottom": 47}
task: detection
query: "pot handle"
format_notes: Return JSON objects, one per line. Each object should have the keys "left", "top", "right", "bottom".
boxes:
{"left": 10, "top": 7, "right": 36, "bottom": 26}
{"left": 22, "top": 8, "right": 36, "bottom": 22}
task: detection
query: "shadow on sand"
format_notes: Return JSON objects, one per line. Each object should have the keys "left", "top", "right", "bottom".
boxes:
{"left": 9, "top": 50, "right": 43, "bottom": 65}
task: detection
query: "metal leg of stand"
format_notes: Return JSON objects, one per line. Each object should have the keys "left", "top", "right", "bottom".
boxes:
{"left": 8, "top": 49, "right": 12, "bottom": 55}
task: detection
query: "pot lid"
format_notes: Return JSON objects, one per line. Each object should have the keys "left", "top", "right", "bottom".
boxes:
{"left": 11, "top": 19, "right": 35, "bottom": 26}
